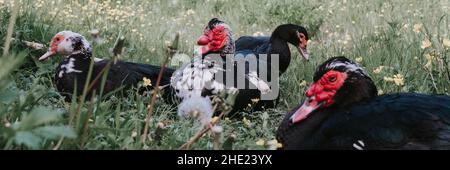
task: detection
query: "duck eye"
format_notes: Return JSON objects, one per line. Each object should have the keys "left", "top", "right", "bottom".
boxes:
{"left": 329, "top": 76, "right": 337, "bottom": 82}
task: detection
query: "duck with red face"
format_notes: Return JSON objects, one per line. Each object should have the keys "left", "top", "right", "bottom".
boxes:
{"left": 196, "top": 18, "right": 235, "bottom": 56}
{"left": 167, "top": 18, "right": 276, "bottom": 115}
{"left": 277, "top": 56, "right": 450, "bottom": 150}
{"left": 40, "top": 31, "right": 174, "bottom": 101}
{"left": 168, "top": 18, "right": 236, "bottom": 103}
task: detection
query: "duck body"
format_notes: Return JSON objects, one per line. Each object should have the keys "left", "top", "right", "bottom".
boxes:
{"left": 55, "top": 54, "right": 174, "bottom": 100}
{"left": 277, "top": 56, "right": 450, "bottom": 150}
{"left": 170, "top": 19, "right": 312, "bottom": 115}
{"left": 41, "top": 31, "right": 174, "bottom": 101}
{"left": 278, "top": 93, "right": 450, "bottom": 150}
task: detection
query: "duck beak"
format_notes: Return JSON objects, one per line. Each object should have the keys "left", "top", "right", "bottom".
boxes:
{"left": 197, "top": 35, "right": 210, "bottom": 46}
{"left": 197, "top": 34, "right": 212, "bottom": 55}
{"left": 200, "top": 45, "right": 210, "bottom": 55}
{"left": 38, "top": 50, "right": 56, "bottom": 61}
{"left": 290, "top": 96, "right": 323, "bottom": 124}
{"left": 297, "top": 46, "right": 309, "bottom": 61}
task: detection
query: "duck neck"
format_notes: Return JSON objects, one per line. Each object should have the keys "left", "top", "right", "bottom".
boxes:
{"left": 269, "top": 37, "right": 291, "bottom": 74}
{"left": 64, "top": 51, "right": 93, "bottom": 73}
{"left": 283, "top": 107, "right": 332, "bottom": 149}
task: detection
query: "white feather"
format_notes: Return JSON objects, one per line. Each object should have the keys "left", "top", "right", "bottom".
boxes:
{"left": 171, "top": 56, "right": 227, "bottom": 99}
{"left": 326, "top": 59, "right": 368, "bottom": 76}
{"left": 58, "top": 58, "right": 82, "bottom": 78}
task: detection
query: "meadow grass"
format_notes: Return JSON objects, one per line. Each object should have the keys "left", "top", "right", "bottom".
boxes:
{"left": 0, "top": 0, "right": 449, "bottom": 149}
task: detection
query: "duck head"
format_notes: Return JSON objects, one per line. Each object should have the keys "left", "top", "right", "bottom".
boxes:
{"left": 39, "top": 31, "right": 92, "bottom": 61}
{"left": 272, "top": 24, "right": 310, "bottom": 60}
{"left": 290, "top": 57, "right": 377, "bottom": 123}
{"left": 196, "top": 18, "right": 235, "bottom": 56}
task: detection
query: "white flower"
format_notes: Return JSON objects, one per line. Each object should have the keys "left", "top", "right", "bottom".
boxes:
{"left": 421, "top": 38, "right": 432, "bottom": 49}
{"left": 384, "top": 74, "right": 404, "bottom": 86}
{"left": 252, "top": 31, "right": 264, "bottom": 36}
{"left": 23, "top": 40, "right": 45, "bottom": 50}
{"left": 372, "top": 66, "right": 384, "bottom": 74}
{"left": 267, "top": 139, "right": 283, "bottom": 150}
{"left": 443, "top": 37, "right": 450, "bottom": 48}
{"left": 424, "top": 53, "right": 434, "bottom": 70}
{"left": 143, "top": 77, "right": 152, "bottom": 87}
{"left": 392, "top": 74, "right": 404, "bottom": 86}
{"left": 131, "top": 131, "right": 137, "bottom": 138}
{"left": 242, "top": 117, "right": 251, "bottom": 127}
{"left": 378, "top": 89, "right": 384, "bottom": 95}
{"left": 256, "top": 139, "right": 265, "bottom": 146}
{"left": 177, "top": 96, "right": 213, "bottom": 126}
{"left": 413, "top": 23, "right": 422, "bottom": 33}
{"left": 299, "top": 80, "right": 307, "bottom": 87}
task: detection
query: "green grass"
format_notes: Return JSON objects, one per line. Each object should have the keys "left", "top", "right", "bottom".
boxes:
{"left": 0, "top": 0, "right": 449, "bottom": 149}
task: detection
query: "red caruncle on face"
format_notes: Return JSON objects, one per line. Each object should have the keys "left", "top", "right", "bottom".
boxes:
{"left": 197, "top": 25, "right": 228, "bottom": 54}
{"left": 305, "top": 70, "right": 347, "bottom": 107}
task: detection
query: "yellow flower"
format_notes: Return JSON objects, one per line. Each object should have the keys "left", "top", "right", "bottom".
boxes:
{"left": 211, "top": 116, "right": 220, "bottom": 124}
{"left": 372, "top": 66, "right": 384, "bottom": 74}
{"left": 413, "top": 23, "right": 422, "bottom": 33}
{"left": 186, "top": 9, "right": 195, "bottom": 15}
{"left": 22, "top": 40, "right": 45, "bottom": 50}
{"left": 355, "top": 57, "right": 363, "bottom": 63}
{"left": 424, "top": 53, "right": 434, "bottom": 70}
{"left": 242, "top": 117, "right": 251, "bottom": 127}
{"left": 383, "top": 76, "right": 394, "bottom": 82}
{"left": 299, "top": 80, "right": 307, "bottom": 87}
{"left": 277, "top": 142, "right": 283, "bottom": 148}
{"left": 393, "top": 74, "right": 405, "bottom": 86}
{"left": 378, "top": 89, "right": 384, "bottom": 95}
{"left": 267, "top": 139, "right": 283, "bottom": 150}
{"left": 143, "top": 77, "right": 152, "bottom": 87}
{"left": 443, "top": 37, "right": 450, "bottom": 48}
{"left": 131, "top": 131, "right": 137, "bottom": 138}
{"left": 256, "top": 139, "right": 265, "bottom": 146}
{"left": 384, "top": 74, "right": 404, "bottom": 86}
{"left": 421, "top": 38, "right": 432, "bottom": 49}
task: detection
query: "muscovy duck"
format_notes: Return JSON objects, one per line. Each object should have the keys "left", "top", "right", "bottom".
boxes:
{"left": 230, "top": 24, "right": 310, "bottom": 113}
{"left": 39, "top": 31, "right": 174, "bottom": 101}
{"left": 169, "top": 18, "right": 236, "bottom": 101}
{"left": 168, "top": 18, "right": 272, "bottom": 114}
{"left": 276, "top": 56, "right": 450, "bottom": 150}
{"left": 235, "top": 24, "right": 309, "bottom": 74}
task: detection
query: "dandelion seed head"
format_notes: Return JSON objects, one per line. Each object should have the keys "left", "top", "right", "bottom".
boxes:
{"left": 211, "top": 125, "right": 223, "bottom": 133}
{"left": 177, "top": 96, "right": 213, "bottom": 126}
